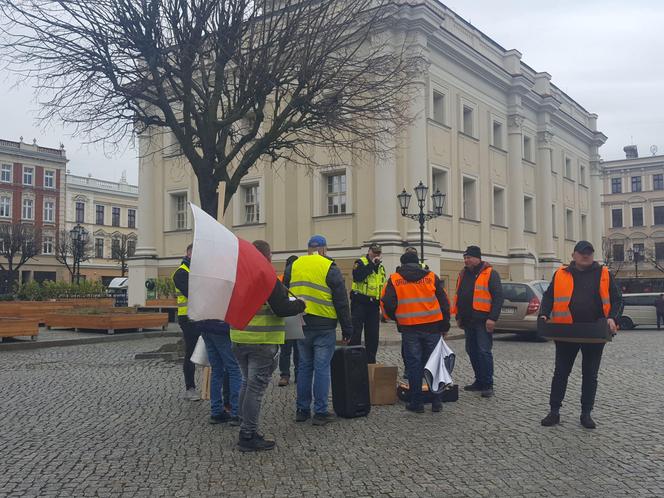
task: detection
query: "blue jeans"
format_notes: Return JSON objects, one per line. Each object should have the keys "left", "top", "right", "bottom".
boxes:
{"left": 296, "top": 329, "right": 336, "bottom": 415}
{"left": 279, "top": 340, "right": 299, "bottom": 379}
{"left": 200, "top": 320, "right": 241, "bottom": 417}
{"left": 401, "top": 331, "right": 441, "bottom": 406}
{"left": 464, "top": 321, "right": 494, "bottom": 388}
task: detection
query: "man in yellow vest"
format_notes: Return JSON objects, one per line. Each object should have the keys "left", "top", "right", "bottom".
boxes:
{"left": 451, "top": 245, "right": 503, "bottom": 398}
{"left": 172, "top": 243, "right": 200, "bottom": 401}
{"left": 284, "top": 234, "right": 353, "bottom": 426}
{"left": 539, "top": 240, "right": 621, "bottom": 429}
{"left": 350, "top": 243, "right": 386, "bottom": 363}
{"left": 230, "top": 240, "right": 305, "bottom": 451}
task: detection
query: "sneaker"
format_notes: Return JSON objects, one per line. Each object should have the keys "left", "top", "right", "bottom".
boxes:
{"left": 295, "top": 410, "right": 310, "bottom": 422}
{"left": 229, "top": 416, "right": 241, "bottom": 427}
{"left": 278, "top": 376, "right": 289, "bottom": 387}
{"left": 238, "top": 433, "right": 276, "bottom": 452}
{"left": 481, "top": 387, "right": 494, "bottom": 398}
{"left": 541, "top": 412, "right": 560, "bottom": 427}
{"left": 312, "top": 413, "right": 336, "bottom": 426}
{"left": 580, "top": 413, "right": 596, "bottom": 429}
{"left": 431, "top": 402, "right": 443, "bottom": 413}
{"left": 463, "top": 382, "right": 482, "bottom": 392}
{"left": 405, "top": 403, "right": 425, "bottom": 414}
{"left": 183, "top": 388, "right": 200, "bottom": 401}
{"left": 209, "top": 412, "right": 231, "bottom": 424}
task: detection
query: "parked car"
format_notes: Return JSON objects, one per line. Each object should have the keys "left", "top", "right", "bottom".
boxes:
{"left": 494, "top": 280, "right": 549, "bottom": 337}
{"left": 617, "top": 292, "right": 660, "bottom": 330}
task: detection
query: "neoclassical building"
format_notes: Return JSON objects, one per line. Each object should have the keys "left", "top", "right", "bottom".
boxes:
{"left": 129, "top": 1, "right": 606, "bottom": 305}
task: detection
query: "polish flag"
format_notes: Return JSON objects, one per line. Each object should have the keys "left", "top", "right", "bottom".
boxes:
{"left": 187, "top": 204, "right": 276, "bottom": 330}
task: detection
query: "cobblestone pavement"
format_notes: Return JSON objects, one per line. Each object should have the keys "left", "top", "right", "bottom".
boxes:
{"left": 1, "top": 330, "right": 663, "bottom": 497}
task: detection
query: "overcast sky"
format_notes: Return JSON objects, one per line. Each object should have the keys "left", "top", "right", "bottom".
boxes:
{"left": 0, "top": 0, "right": 661, "bottom": 185}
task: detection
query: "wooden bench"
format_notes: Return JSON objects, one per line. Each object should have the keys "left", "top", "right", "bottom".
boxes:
{"left": 0, "top": 299, "right": 114, "bottom": 324}
{"left": 0, "top": 317, "right": 39, "bottom": 341}
{"left": 45, "top": 312, "right": 169, "bottom": 335}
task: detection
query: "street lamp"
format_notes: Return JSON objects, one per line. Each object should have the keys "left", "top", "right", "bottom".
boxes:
{"left": 626, "top": 245, "right": 642, "bottom": 280}
{"left": 397, "top": 181, "right": 446, "bottom": 264}
{"left": 70, "top": 224, "right": 89, "bottom": 284}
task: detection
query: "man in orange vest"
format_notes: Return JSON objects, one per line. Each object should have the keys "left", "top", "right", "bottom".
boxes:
{"left": 451, "top": 245, "right": 503, "bottom": 398}
{"left": 538, "top": 240, "right": 621, "bottom": 429}
{"left": 381, "top": 250, "right": 450, "bottom": 413}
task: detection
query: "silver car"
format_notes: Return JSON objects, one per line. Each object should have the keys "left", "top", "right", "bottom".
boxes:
{"left": 494, "top": 280, "right": 549, "bottom": 337}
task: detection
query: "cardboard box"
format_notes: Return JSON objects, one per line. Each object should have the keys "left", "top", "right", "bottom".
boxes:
{"left": 367, "top": 363, "right": 398, "bottom": 405}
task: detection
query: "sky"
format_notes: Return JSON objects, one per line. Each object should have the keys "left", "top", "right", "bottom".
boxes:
{"left": 0, "top": 0, "right": 662, "bottom": 185}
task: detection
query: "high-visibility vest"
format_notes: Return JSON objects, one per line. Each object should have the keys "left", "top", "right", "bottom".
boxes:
{"left": 277, "top": 274, "right": 284, "bottom": 283}
{"left": 230, "top": 304, "right": 285, "bottom": 344}
{"left": 550, "top": 265, "right": 611, "bottom": 324}
{"left": 451, "top": 265, "right": 494, "bottom": 315}
{"left": 351, "top": 256, "right": 386, "bottom": 299}
{"left": 172, "top": 262, "right": 189, "bottom": 317}
{"left": 389, "top": 271, "right": 444, "bottom": 326}
{"left": 289, "top": 254, "right": 337, "bottom": 319}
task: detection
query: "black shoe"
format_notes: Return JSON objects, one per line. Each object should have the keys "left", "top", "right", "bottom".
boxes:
{"left": 431, "top": 402, "right": 443, "bottom": 413}
{"left": 541, "top": 412, "right": 560, "bottom": 427}
{"left": 481, "top": 387, "right": 494, "bottom": 398}
{"left": 406, "top": 403, "right": 425, "bottom": 414}
{"left": 238, "top": 433, "right": 276, "bottom": 452}
{"left": 580, "top": 413, "right": 596, "bottom": 429}
{"left": 463, "top": 382, "right": 482, "bottom": 392}
{"left": 312, "top": 413, "right": 336, "bottom": 426}
{"left": 209, "top": 412, "right": 231, "bottom": 424}
{"left": 229, "top": 416, "right": 241, "bottom": 427}
{"left": 295, "top": 410, "right": 310, "bottom": 422}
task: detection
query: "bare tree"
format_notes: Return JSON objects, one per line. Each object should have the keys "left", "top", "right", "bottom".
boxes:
{"left": 0, "top": 0, "right": 424, "bottom": 218}
{"left": 111, "top": 233, "right": 137, "bottom": 277}
{"left": 54, "top": 229, "right": 92, "bottom": 282}
{"left": 0, "top": 222, "right": 41, "bottom": 293}
{"left": 601, "top": 237, "right": 625, "bottom": 277}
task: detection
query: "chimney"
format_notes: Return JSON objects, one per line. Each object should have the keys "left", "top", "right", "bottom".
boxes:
{"left": 624, "top": 145, "right": 638, "bottom": 159}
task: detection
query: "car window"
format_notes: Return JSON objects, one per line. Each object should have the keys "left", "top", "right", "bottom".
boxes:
{"left": 623, "top": 295, "right": 657, "bottom": 306}
{"left": 502, "top": 283, "right": 532, "bottom": 302}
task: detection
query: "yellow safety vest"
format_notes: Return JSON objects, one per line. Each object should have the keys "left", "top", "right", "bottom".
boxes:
{"left": 172, "top": 262, "right": 189, "bottom": 317}
{"left": 289, "top": 254, "right": 337, "bottom": 319}
{"left": 230, "top": 304, "right": 285, "bottom": 345}
{"left": 351, "top": 256, "right": 386, "bottom": 299}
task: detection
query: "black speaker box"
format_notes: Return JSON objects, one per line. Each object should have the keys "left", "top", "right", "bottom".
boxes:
{"left": 331, "top": 346, "right": 371, "bottom": 418}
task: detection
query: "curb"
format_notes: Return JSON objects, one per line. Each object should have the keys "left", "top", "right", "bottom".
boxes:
{"left": 0, "top": 330, "right": 180, "bottom": 352}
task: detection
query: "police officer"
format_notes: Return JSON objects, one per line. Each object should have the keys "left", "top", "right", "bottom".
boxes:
{"left": 539, "top": 240, "right": 621, "bottom": 429}
{"left": 350, "top": 243, "right": 386, "bottom": 364}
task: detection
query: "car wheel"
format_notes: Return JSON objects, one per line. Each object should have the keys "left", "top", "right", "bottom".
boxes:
{"left": 618, "top": 316, "right": 634, "bottom": 330}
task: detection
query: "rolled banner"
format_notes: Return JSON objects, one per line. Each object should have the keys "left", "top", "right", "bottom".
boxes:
{"left": 190, "top": 335, "right": 210, "bottom": 366}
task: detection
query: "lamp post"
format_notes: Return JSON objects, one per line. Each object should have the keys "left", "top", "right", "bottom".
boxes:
{"left": 627, "top": 245, "right": 642, "bottom": 280}
{"left": 397, "top": 181, "right": 446, "bottom": 264}
{"left": 70, "top": 224, "right": 89, "bottom": 284}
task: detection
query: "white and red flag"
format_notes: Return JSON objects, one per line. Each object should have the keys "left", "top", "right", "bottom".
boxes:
{"left": 187, "top": 203, "right": 276, "bottom": 329}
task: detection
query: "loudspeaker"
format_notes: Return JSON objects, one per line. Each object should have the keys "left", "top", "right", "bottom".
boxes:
{"left": 331, "top": 346, "right": 371, "bottom": 418}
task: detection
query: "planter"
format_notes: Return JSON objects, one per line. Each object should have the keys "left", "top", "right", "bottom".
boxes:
{"left": 45, "top": 312, "right": 169, "bottom": 335}
{"left": 0, "top": 299, "right": 114, "bottom": 324}
{"left": 0, "top": 317, "right": 39, "bottom": 341}
{"left": 145, "top": 298, "right": 177, "bottom": 307}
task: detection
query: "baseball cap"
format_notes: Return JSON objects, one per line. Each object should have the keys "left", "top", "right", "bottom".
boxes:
{"left": 463, "top": 245, "right": 482, "bottom": 259}
{"left": 573, "top": 240, "right": 594, "bottom": 254}
{"left": 368, "top": 243, "right": 382, "bottom": 253}
{"left": 307, "top": 235, "right": 327, "bottom": 248}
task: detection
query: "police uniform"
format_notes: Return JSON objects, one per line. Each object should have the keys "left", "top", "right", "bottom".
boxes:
{"left": 350, "top": 253, "right": 386, "bottom": 364}
{"left": 172, "top": 257, "right": 200, "bottom": 393}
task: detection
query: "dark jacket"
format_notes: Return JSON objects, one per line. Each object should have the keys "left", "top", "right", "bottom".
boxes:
{"left": 381, "top": 263, "right": 451, "bottom": 334}
{"left": 655, "top": 297, "right": 664, "bottom": 314}
{"left": 455, "top": 262, "right": 504, "bottom": 324}
{"left": 283, "top": 258, "right": 353, "bottom": 339}
{"left": 172, "top": 257, "right": 190, "bottom": 297}
{"left": 267, "top": 280, "right": 306, "bottom": 317}
{"left": 540, "top": 262, "right": 622, "bottom": 322}
{"left": 351, "top": 255, "right": 385, "bottom": 304}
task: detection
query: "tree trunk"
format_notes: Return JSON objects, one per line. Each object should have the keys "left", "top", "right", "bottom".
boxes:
{"left": 197, "top": 175, "right": 220, "bottom": 219}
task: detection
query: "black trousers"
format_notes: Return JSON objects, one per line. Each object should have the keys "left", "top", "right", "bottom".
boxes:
{"left": 350, "top": 298, "right": 380, "bottom": 364}
{"left": 657, "top": 312, "right": 664, "bottom": 329}
{"left": 178, "top": 317, "right": 200, "bottom": 390}
{"left": 549, "top": 341, "right": 605, "bottom": 414}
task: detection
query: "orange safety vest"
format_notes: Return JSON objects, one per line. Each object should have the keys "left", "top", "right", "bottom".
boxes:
{"left": 451, "top": 265, "right": 494, "bottom": 315}
{"left": 388, "top": 272, "right": 444, "bottom": 326}
{"left": 277, "top": 274, "right": 284, "bottom": 283}
{"left": 550, "top": 265, "right": 611, "bottom": 324}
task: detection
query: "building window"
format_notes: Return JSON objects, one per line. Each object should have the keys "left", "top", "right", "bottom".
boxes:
{"left": 613, "top": 244, "right": 624, "bottom": 262}
{"left": 611, "top": 208, "right": 623, "bottom": 228}
{"left": 44, "top": 170, "right": 55, "bottom": 188}
{"left": 524, "top": 196, "right": 535, "bottom": 231}
{"left": 564, "top": 158, "right": 572, "bottom": 179}
{"left": 22, "top": 198, "right": 34, "bottom": 220}
{"left": 432, "top": 168, "right": 449, "bottom": 215}
{"left": 112, "top": 207, "right": 121, "bottom": 227}
{"left": 43, "top": 200, "right": 55, "bottom": 223}
{"left": 565, "top": 209, "right": 574, "bottom": 239}
{"left": 326, "top": 173, "right": 347, "bottom": 215}
{"left": 242, "top": 184, "right": 260, "bottom": 224}
{"left": 127, "top": 238, "right": 136, "bottom": 257}
{"left": 462, "top": 176, "right": 477, "bottom": 220}
{"left": 492, "top": 121, "right": 503, "bottom": 149}
{"left": 23, "top": 166, "right": 34, "bottom": 185}
{"left": 631, "top": 176, "right": 642, "bottom": 192}
{"left": 492, "top": 186, "right": 505, "bottom": 226}
{"left": 1, "top": 164, "right": 11, "bottom": 183}
{"left": 655, "top": 242, "right": 664, "bottom": 261}
{"left": 654, "top": 206, "right": 664, "bottom": 226}
{"left": 0, "top": 195, "right": 11, "bottom": 218}
{"left": 552, "top": 205, "right": 557, "bottom": 237}
{"left": 654, "top": 174, "right": 664, "bottom": 191}
{"left": 462, "top": 105, "right": 474, "bottom": 136}
{"left": 632, "top": 207, "right": 644, "bottom": 227}
{"left": 95, "top": 205, "right": 105, "bottom": 225}
{"left": 42, "top": 235, "right": 54, "bottom": 255}
{"left": 432, "top": 91, "right": 445, "bottom": 124}
{"left": 75, "top": 201, "right": 85, "bottom": 223}
{"left": 127, "top": 209, "right": 136, "bottom": 229}
{"left": 95, "top": 238, "right": 104, "bottom": 258}
{"left": 111, "top": 238, "right": 120, "bottom": 258}
{"left": 172, "top": 193, "right": 188, "bottom": 230}
{"left": 611, "top": 178, "right": 622, "bottom": 194}
{"left": 523, "top": 135, "right": 532, "bottom": 161}
{"left": 580, "top": 214, "right": 587, "bottom": 239}
{"left": 579, "top": 164, "right": 587, "bottom": 186}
